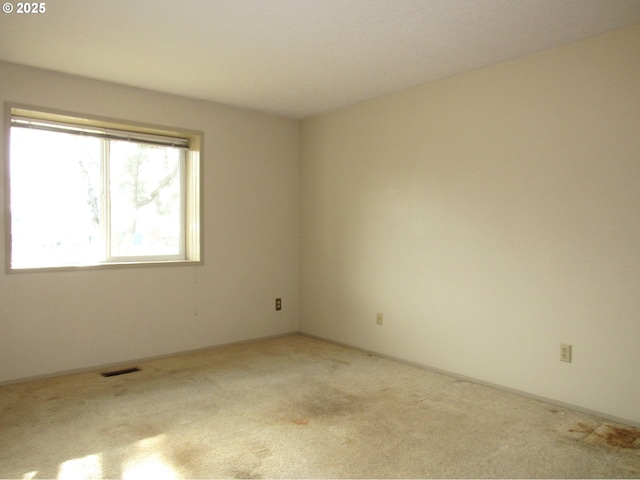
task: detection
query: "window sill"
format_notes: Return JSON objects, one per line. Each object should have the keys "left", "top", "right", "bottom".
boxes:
{"left": 7, "top": 259, "right": 203, "bottom": 274}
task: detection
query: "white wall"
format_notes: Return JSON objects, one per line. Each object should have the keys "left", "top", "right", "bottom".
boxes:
{"left": 300, "top": 25, "right": 640, "bottom": 425}
{"left": 0, "top": 62, "right": 299, "bottom": 383}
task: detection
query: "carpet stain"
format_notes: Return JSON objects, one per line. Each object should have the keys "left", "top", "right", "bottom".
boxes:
{"left": 304, "top": 387, "right": 361, "bottom": 418}
{"left": 274, "top": 385, "right": 364, "bottom": 426}
{"left": 231, "top": 468, "right": 261, "bottom": 479}
{"left": 570, "top": 422, "right": 640, "bottom": 450}
{"left": 600, "top": 426, "right": 640, "bottom": 449}
{"left": 570, "top": 422, "right": 595, "bottom": 434}
{"left": 168, "top": 441, "right": 210, "bottom": 476}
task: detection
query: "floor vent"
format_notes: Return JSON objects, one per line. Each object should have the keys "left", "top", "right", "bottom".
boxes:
{"left": 100, "top": 367, "right": 141, "bottom": 378}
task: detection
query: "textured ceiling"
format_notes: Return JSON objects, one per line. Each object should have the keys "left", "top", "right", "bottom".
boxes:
{"left": 1, "top": 0, "right": 639, "bottom": 118}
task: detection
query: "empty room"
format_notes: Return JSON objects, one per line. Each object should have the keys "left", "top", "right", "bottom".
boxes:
{"left": 1, "top": 0, "right": 639, "bottom": 478}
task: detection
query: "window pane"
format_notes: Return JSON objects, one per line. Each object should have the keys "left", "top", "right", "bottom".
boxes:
{"left": 108, "top": 141, "right": 182, "bottom": 258}
{"left": 9, "top": 128, "right": 102, "bottom": 268}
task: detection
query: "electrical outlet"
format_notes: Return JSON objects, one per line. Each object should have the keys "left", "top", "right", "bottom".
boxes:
{"left": 376, "top": 313, "right": 383, "bottom": 326}
{"left": 560, "top": 343, "right": 572, "bottom": 363}
{"left": 275, "top": 298, "right": 282, "bottom": 311}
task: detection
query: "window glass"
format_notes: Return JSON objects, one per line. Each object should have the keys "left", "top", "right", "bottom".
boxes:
{"left": 10, "top": 128, "right": 102, "bottom": 268}
{"left": 108, "top": 140, "right": 184, "bottom": 259}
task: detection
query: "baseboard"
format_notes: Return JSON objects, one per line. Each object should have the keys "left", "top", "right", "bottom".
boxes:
{"left": 298, "top": 332, "right": 640, "bottom": 429}
{"left": 0, "top": 331, "right": 299, "bottom": 387}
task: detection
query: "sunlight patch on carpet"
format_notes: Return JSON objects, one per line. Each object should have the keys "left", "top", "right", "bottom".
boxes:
{"left": 58, "top": 453, "right": 102, "bottom": 479}
{"left": 122, "top": 434, "right": 180, "bottom": 480}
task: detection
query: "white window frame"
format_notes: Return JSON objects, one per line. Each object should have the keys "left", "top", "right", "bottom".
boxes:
{"left": 99, "top": 139, "right": 187, "bottom": 263}
{"left": 4, "top": 103, "right": 203, "bottom": 272}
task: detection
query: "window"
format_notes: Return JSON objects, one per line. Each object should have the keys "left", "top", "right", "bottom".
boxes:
{"left": 4, "top": 105, "right": 202, "bottom": 271}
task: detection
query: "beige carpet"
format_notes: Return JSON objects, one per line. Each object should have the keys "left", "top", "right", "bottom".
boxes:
{"left": 1, "top": 334, "right": 639, "bottom": 479}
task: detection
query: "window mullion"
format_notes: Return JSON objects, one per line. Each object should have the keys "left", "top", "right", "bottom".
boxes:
{"left": 101, "top": 139, "right": 111, "bottom": 262}
{"left": 179, "top": 150, "right": 187, "bottom": 259}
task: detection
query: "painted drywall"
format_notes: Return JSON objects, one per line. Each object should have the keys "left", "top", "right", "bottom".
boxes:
{"left": 299, "top": 25, "right": 640, "bottom": 424}
{"left": 0, "top": 62, "right": 299, "bottom": 383}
